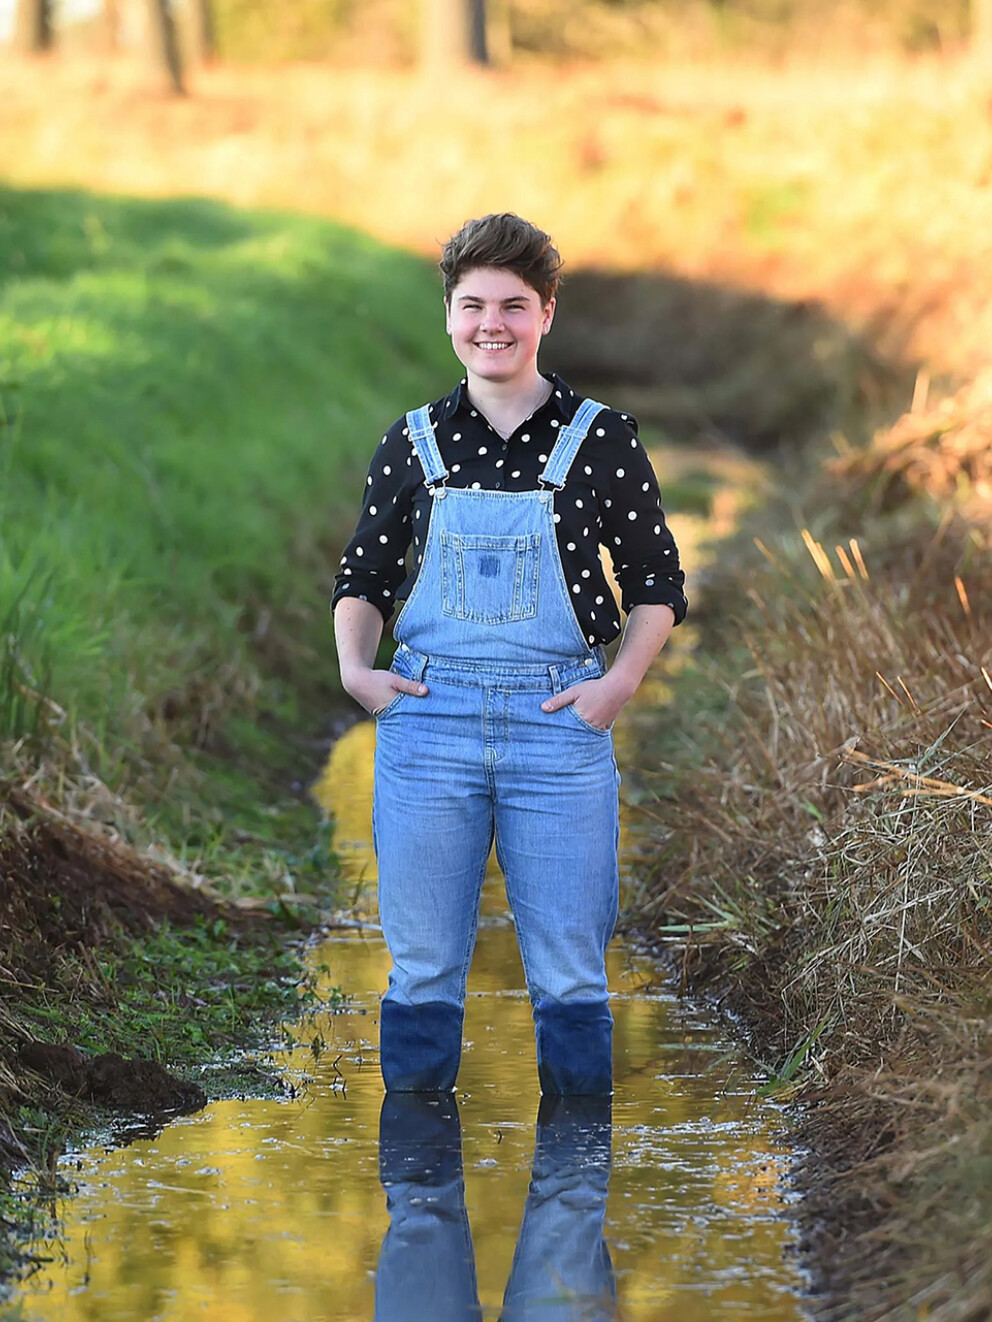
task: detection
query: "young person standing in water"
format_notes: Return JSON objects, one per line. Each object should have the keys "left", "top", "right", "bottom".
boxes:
{"left": 332, "top": 214, "right": 687, "bottom": 1095}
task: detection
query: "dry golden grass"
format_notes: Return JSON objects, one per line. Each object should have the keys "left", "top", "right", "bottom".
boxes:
{"left": 2, "top": 48, "right": 992, "bottom": 380}
{"left": 632, "top": 440, "right": 992, "bottom": 1317}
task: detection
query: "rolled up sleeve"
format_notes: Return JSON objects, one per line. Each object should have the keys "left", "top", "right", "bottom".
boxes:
{"left": 600, "top": 425, "right": 688, "bottom": 625}
{"left": 331, "top": 420, "right": 414, "bottom": 622}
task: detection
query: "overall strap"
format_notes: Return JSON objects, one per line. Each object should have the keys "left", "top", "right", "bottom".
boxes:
{"left": 405, "top": 405, "right": 448, "bottom": 489}
{"left": 539, "top": 397, "right": 607, "bottom": 490}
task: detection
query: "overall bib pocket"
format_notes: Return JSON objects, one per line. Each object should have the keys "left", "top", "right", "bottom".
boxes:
{"left": 440, "top": 531, "right": 541, "bottom": 625}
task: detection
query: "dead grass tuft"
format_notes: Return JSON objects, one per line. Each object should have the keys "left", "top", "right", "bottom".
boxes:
{"left": 634, "top": 400, "right": 992, "bottom": 1317}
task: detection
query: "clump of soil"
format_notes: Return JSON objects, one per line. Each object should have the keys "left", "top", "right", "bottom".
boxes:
{"left": 16, "top": 1042, "right": 206, "bottom": 1113}
{"left": 0, "top": 781, "right": 251, "bottom": 1160}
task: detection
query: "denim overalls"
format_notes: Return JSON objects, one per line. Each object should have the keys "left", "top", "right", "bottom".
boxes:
{"left": 373, "top": 397, "right": 621, "bottom": 1095}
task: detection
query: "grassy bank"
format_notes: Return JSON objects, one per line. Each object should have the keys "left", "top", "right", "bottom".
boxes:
{"left": 630, "top": 381, "right": 992, "bottom": 1318}
{"left": 0, "top": 184, "right": 453, "bottom": 1285}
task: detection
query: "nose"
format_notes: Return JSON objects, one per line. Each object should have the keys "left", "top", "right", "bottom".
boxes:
{"left": 480, "top": 303, "right": 505, "bottom": 332}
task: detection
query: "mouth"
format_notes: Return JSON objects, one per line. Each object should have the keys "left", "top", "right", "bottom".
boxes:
{"left": 474, "top": 341, "right": 514, "bottom": 352}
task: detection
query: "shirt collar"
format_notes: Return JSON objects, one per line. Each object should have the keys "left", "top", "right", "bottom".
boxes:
{"left": 441, "top": 372, "right": 578, "bottom": 422}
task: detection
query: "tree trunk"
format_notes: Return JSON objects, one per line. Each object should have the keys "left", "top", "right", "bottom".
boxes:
{"left": 421, "top": 0, "right": 489, "bottom": 69}
{"left": 102, "top": 0, "right": 120, "bottom": 52}
{"left": 145, "top": 0, "right": 185, "bottom": 95}
{"left": 190, "top": 0, "right": 217, "bottom": 64}
{"left": 974, "top": 0, "right": 992, "bottom": 56}
{"left": 13, "top": 0, "right": 54, "bottom": 52}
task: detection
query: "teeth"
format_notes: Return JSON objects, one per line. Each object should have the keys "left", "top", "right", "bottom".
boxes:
{"left": 478, "top": 342, "right": 511, "bottom": 350}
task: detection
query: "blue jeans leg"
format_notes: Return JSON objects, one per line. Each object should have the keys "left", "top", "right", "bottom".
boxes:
{"left": 494, "top": 687, "right": 620, "bottom": 1095}
{"left": 374, "top": 678, "right": 492, "bottom": 1091}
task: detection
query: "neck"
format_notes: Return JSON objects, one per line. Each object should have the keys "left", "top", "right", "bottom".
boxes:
{"left": 465, "top": 370, "right": 552, "bottom": 437}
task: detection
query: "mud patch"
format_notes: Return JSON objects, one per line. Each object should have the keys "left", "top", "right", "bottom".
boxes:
{"left": 16, "top": 1042, "right": 206, "bottom": 1114}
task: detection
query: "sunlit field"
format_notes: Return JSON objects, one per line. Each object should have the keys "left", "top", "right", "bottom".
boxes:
{"left": 3, "top": 50, "right": 992, "bottom": 377}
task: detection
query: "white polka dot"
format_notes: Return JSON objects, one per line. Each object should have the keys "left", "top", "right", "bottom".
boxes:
{"left": 379, "top": 534, "right": 388, "bottom": 544}
{"left": 654, "top": 524, "right": 661, "bottom": 534}
{"left": 417, "top": 554, "right": 422, "bottom": 563}
{"left": 567, "top": 542, "right": 576, "bottom": 551}
{"left": 381, "top": 435, "right": 387, "bottom": 444}
{"left": 596, "top": 427, "right": 605, "bottom": 436}
{"left": 383, "top": 589, "right": 391, "bottom": 597}
{"left": 590, "top": 610, "right": 597, "bottom": 620}
{"left": 583, "top": 527, "right": 589, "bottom": 537}
{"left": 397, "top": 557, "right": 405, "bottom": 566}
{"left": 628, "top": 511, "right": 637, "bottom": 521}
{"left": 496, "top": 459, "right": 504, "bottom": 468}
{"left": 343, "top": 567, "right": 352, "bottom": 576}
{"left": 367, "top": 476, "right": 373, "bottom": 486}
{"left": 453, "top": 432, "right": 462, "bottom": 441}
{"left": 643, "top": 482, "right": 650, "bottom": 492}
{"left": 406, "top": 457, "right": 411, "bottom": 465}
{"left": 452, "top": 464, "right": 461, "bottom": 472}
{"left": 615, "top": 468, "right": 625, "bottom": 478}
{"left": 646, "top": 577, "right": 654, "bottom": 586}
{"left": 554, "top": 513, "right": 561, "bottom": 523}
{"left": 551, "top": 420, "right": 560, "bottom": 428}
{"left": 471, "top": 410, "right": 478, "bottom": 417}
{"left": 339, "top": 555, "right": 346, "bottom": 565}
{"left": 471, "top": 481, "right": 481, "bottom": 489}
{"left": 584, "top": 465, "right": 593, "bottom": 475}
{"left": 613, "top": 618, "right": 620, "bottom": 626}
{"left": 538, "top": 455, "right": 548, "bottom": 463}
{"left": 511, "top": 470, "right": 521, "bottom": 479}
{"left": 555, "top": 390, "right": 562, "bottom": 397}
{"left": 613, "top": 537, "right": 621, "bottom": 546}
{"left": 575, "top": 499, "right": 583, "bottom": 509}
{"left": 595, "top": 595, "right": 604, "bottom": 604}
{"left": 604, "top": 499, "right": 612, "bottom": 508}
{"left": 622, "top": 414, "right": 629, "bottom": 421}
{"left": 416, "top": 509, "right": 421, "bottom": 519}
{"left": 664, "top": 548, "right": 671, "bottom": 555}
{"left": 581, "top": 569, "right": 590, "bottom": 578}
{"left": 478, "top": 446, "right": 488, "bottom": 455}
{"left": 355, "top": 546, "right": 364, "bottom": 556}
{"left": 572, "top": 584, "right": 580, "bottom": 594}
{"left": 383, "top": 465, "right": 391, "bottom": 475}
{"left": 631, "top": 438, "right": 637, "bottom": 448}
{"left": 359, "top": 594, "right": 368, "bottom": 601}
{"left": 369, "top": 505, "right": 377, "bottom": 515}
{"left": 402, "top": 427, "right": 409, "bottom": 436}
{"left": 521, "top": 433, "right": 530, "bottom": 442}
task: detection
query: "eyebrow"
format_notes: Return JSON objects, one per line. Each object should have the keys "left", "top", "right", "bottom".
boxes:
{"left": 455, "top": 293, "right": 533, "bottom": 305}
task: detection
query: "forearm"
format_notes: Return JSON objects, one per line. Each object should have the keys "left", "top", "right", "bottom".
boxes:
{"left": 333, "top": 597, "right": 386, "bottom": 684}
{"left": 607, "top": 602, "right": 676, "bottom": 697}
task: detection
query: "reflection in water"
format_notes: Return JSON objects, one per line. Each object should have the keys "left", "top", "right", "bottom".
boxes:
{"left": 375, "top": 1094, "right": 615, "bottom": 1322}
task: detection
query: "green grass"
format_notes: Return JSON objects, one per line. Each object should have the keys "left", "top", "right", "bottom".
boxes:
{"left": 0, "top": 183, "right": 454, "bottom": 870}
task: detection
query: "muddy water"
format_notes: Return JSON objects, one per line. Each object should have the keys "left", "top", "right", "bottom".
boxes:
{"left": 18, "top": 446, "right": 807, "bottom": 1321}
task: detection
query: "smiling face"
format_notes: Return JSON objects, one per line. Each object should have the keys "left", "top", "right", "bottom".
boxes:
{"left": 445, "top": 266, "right": 555, "bottom": 389}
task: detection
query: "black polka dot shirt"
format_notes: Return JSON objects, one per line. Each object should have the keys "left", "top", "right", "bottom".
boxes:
{"left": 331, "top": 373, "right": 687, "bottom": 647}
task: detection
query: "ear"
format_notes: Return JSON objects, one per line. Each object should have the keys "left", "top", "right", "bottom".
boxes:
{"left": 541, "top": 296, "right": 557, "bottom": 335}
{"left": 444, "top": 296, "right": 453, "bottom": 334}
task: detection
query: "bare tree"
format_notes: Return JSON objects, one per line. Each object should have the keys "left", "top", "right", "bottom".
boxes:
{"left": 145, "top": 0, "right": 185, "bottom": 94}
{"left": 189, "top": 0, "right": 217, "bottom": 64}
{"left": 974, "top": 0, "right": 992, "bottom": 57}
{"left": 13, "top": 0, "right": 54, "bottom": 52}
{"left": 102, "top": 0, "right": 120, "bottom": 52}
{"left": 421, "top": 0, "right": 489, "bottom": 68}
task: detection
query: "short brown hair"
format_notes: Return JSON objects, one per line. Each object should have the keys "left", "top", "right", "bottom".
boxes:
{"left": 440, "top": 214, "right": 563, "bottom": 305}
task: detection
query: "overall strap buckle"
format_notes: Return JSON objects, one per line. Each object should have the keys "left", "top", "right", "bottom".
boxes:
{"left": 538, "top": 398, "right": 608, "bottom": 491}
{"left": 405, "top": 405, "right": 449, "bottom": 492}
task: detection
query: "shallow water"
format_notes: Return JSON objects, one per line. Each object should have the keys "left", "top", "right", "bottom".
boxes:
{"left": 18, "top": 444, "right": 806, "bottom": 1321}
